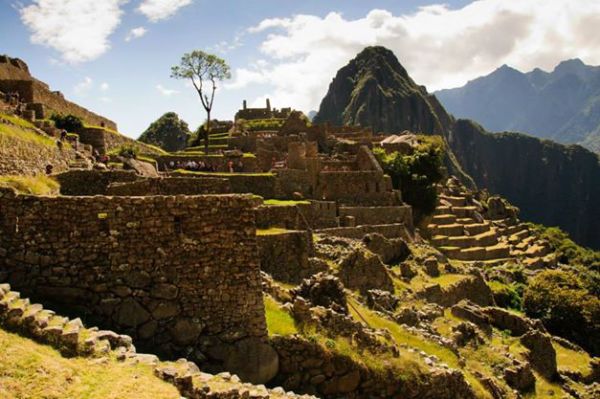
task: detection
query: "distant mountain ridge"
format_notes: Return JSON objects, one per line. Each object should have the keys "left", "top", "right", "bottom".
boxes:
{"left": 315, "top": 46, "right": 600, "bottom": 249}
{"left": 435, "top": 59, "right": 600, "bottom": 153}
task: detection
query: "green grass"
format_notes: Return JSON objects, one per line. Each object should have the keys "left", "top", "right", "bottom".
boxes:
{"left": 0, "top": 175, "right": 60, "bottom": 196}
{"left": 263, "top": 199, "right": 310, "bottom": 206}
{"left": 0, "top": 113, "right": 37, "bottom": 129}
{"left": 256, "top": 228, "right": 293, "bottom": 236}
{"left": 553, "top": 341, "right": 592, "bottom": 376}
{"left": 264, "top": 295, "right": 298, "bottom": 336}
{"left": 0, "top": 122, "right": 56, "bottom": 148}
{"left": 171, "top": 151, "right": 256, "bottom": 158}
{"left": 174, "top": 169, "right": 273, "bottom": 177}
{"left": 0, "top": 328, "right": 180, "bottom": 399}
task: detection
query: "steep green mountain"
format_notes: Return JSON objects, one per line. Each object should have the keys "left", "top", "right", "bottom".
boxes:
{"left": 138, "top": 112, "right": 191, "bottom": 152}
{"left": 314, "top": 46, "right": 452, "bottom": 135}
{"left": 316, "top": 47, "right": 600, "bottom": 249}
{"left": 435, "top": 59, "right": 600, "bottom": 153}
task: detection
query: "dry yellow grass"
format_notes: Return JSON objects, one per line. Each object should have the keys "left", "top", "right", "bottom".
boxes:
{"left": 0, "top": 329, "right": 180, "bottom": 399}
{"left": 0, "top": 175, "right": 60, "bottom": 195}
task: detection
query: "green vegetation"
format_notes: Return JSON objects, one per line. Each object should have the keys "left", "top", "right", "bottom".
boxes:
{"left": 528, "top": 224, "right": 600, "bottom": 270}
{"left": 523, "top": 269, "right": 600, "bottom": 355}
{"left": 237, "top": 118, "right": 285, "bottom": 131}
{"left": 0, "top": 112, "right": 37, "bottom": 129}
{"left": 0, "top": 329, "right": 179, "bottom": 399}
{"left": 374, "top": 135, "right": 445, "bottom": 217}
{"left": 264, "top": 295, "right": 298, "bottom": 336}
{"left": 263, "top": 199, "right": 310, "bottom": 206}
{"left": 0, "top": 175, "right": 60, "bottom": 196}
{"left": 0, "top": 121, "right": 56, "bottom": 148}
{"left": 256, "top": 228, "right": 292, "bottom": 236}
{"left": 553, "top": 341, "right": 593, "bottom": 377}
{"left": 138, "top": 112, "right": 191, "bottom": 152}
{"left": 488, "top": 280, "right": 523, "bottom": 311}
{"left": 50, "top": 114, "right": 84, "bottom": 133}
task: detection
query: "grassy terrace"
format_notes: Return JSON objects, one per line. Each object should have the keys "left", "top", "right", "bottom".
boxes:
{"left": 263, "top": 199, "right": 310, "bottom": 206}
{"left": 264, "top": 295, "right": 298, "bottom": 335}
{"left": 256, "top": 227, "right": 294, "bottom": 236}
{"left": 0, "top": 120, "right": 56, "bottom": 148}
{"left": 0, "top": 112, "right": 37, "bottom": 129}
{"left": 0, "top": 329, "right": 179, "bottom": 399}
{"left": 0, "top": 175, "right": 60, "bottom": 196}
{"left": 168, "top": 151, "right": 256, "bottom": 158}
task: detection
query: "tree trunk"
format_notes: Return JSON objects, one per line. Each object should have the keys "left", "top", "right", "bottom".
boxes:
{"left": 204, "top": 110, "right": 211, "bottom": 154}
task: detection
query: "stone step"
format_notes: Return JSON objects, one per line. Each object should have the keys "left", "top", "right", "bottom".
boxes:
{"left": 514, "top": 236, "right": 536, "bottom": 250}
{"left": 474, "top": 230, "right": 498, "bottom": 247}
{"left": 485, "top": 244, "right": 511, "bottom": 260}
{"left": 439, "top": 195, "right": 467, "bottom": 207}
{"left": 464, "top": 222, "right": 491, "bottom": 235}
{"left": 432, "top": 214, "right": 457, "bottom": 225}
{"left": 428, "top": 223, "right": 465, "bottom": 237}
{"left": 455, "top": 247, "right": 487, "bottom": 261}
{"left": 431, "top": 235, "right": 449, "bottom": 246}
{"left": 524, "top": 244, "right": 551, "bottom": 258}
{"left": 447, "top": 235, "right": 478, "bottom": 248}
{"left": 452, "top": 206, "right": 478, "bottom": 219}
{"left": 439, "top": 246, "right": 462, "bottom": 258}
{"left": 456, "top": 218, "right": 476, "bottom": 225}
{"left": 435, "top": 206, "right": 452, "bottom": 215}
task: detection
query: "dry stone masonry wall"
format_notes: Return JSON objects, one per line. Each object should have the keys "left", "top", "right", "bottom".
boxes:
{"left": 0, "top": 188, "right": 267, "bottom": 359}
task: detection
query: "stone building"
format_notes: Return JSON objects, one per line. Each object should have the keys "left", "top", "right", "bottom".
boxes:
{"left": 234, "top": 99, "right": 292, "bottom": 121}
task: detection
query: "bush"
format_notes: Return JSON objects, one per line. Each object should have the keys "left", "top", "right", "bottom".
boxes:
{"left": 523, "top": 269, "right": 600, "bottom": 355}
{"left": 374, "top": 136, "right": 445, "bottom": 217}
{"left": 528, "top": 224, "right": 600, "bottom": 271}
{"left": 50, "top": 114, "right": 84, "bottom": 132}
{"left": 489, "top": 280, "right": 524, "bottom": 311}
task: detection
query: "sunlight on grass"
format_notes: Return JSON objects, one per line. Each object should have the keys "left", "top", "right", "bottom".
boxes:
{"left": 256, "top": 228, "right": 294, "bottom": 236}
{"left": 263, "top": 199, "right": 311, "bottom": 206}
{"left": 264, "top": 295, "right": 298, "bottom": 336}
{"left": 553, "top": 341, "right": 592, "bottom": 376}
{"left": 0, "top": 329, "right": 179, "bottom": 399}
{"left": 0, "top": 175, "right": 60, "bottom": 196}
{"left": 0, "top": 122, "right": 56, "bottom": 148}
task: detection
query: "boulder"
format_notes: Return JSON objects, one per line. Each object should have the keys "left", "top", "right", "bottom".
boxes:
{"left": 337, "top": 248, "right": 394, "bottom": 294}
{"left": 504, "top": 360, "right": 535, "bottom": 392}
{"left": 423, "top": 257, "right": 440, "bottom": 277}
{"left": 366, "top": 289, "right": 399, "bottom": 312}
{"left": 113, "top": 298, "right": 150, "bottom": 328}
{"left": 291, "top": 273, "right": 348, "bottom": 314}
{"left": 169, "top": 318, "right": 204, "bottom": 346}
{"left": 362, "top": 233, "right": 410, "bottom": 265}
{"left": 520, "top": 331, "right": 558, "bottom": 380}
{"left": 483, "top": 307, "right": 545, "bottom": 336}
{"left": 223, "top": 337, "right": 279, "bottom": 384}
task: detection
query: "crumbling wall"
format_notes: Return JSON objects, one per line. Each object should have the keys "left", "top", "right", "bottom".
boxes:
{"left": 0, "top": 189, "right": 267, "bottom": 359}
{"left": 106, "top": 177, "right": 231, "bottom": 196}
{"left": 257, "top": 231, "right": 318, "bottom": 283}
{"left": 339, "top": 206, "right": 413, "bottom": 229}
{"left": 316, "top": 171, "right": 397, "bottom": 206}
{"left": 56, "top": 170, "right": 142, "bottom": 196}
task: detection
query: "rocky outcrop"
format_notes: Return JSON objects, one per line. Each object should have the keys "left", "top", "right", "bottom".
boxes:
{"left": 336, "top": 248, "right": 394, "bottom": 294}
{"left": 418, "top": 272, "right": 494, "bottom": 307}
{"left": 520, "top": 330, "right": 558, "bottom": 380}
{"left": 483, "top": 307, "right": 546, "bottom": 336}
{"left": 291, "top": 273, "right": 348, "bottom": 314}
{"left": 362, "top": 233, "right": 410, "bottom": 265}
{"left": 271, "top": 335, "right": 477, "bottom": 399}
{"left": 449, "top": 119, "right": 600, "bottom": 249}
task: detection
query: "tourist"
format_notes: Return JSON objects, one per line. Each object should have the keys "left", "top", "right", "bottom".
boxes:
{"left": 227, "top": 160, "right": 234, "bottom": 173}
{"left": 60, "top": 130, "right": 68, "bottom": 141}
{"left": 169, "top": 161, "right": 175, "bottom": 170}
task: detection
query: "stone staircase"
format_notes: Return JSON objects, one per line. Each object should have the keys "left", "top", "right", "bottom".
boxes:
{"left": 0, "top": 283, "right": 313, "bottom": 399}
{"left": 427, "top": 189, "right": 556, "bottom": 268}
{"left": 427, "top": 194, "right": 511, "bottom": 262}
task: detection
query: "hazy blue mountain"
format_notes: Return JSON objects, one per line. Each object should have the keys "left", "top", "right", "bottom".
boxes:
{"left": 435, "top": 59, "right": 600, "bottom": 152}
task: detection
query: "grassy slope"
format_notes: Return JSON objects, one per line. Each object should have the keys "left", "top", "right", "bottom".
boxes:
{"left": 0, "top": 175, "right": 60, "bottom": 195}
{"left": 0, "top": 329, "right": 179, "bottom": 399}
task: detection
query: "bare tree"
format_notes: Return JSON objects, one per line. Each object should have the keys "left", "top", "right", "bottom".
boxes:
{"left": 171, "top": 51, "right": 231, "bottom": 152}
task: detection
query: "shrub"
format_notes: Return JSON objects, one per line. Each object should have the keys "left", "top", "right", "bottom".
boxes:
{"left": 523, "top": 269, "right": 600, "bottom": 355}
{"left": 489, "top": 280, "right": 523, "bottom": 311}
{"left": 374, "top": 136, "right": 445, "bottom": 217}
{"left": 50, "top": 114, "right": 84, "bottom": 132}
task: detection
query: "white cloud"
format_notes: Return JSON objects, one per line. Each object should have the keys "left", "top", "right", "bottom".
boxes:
{"left": 210, "top": 33, "right": 244, "bottom": 55}
{"left": 156, "top": 84, "right": 179, "bottom": 97}
{"left": 20, "top": 0, "right": 126, "bottom": 63}
{"left": 138, "top": 0, "right": 193, "bottom": 22}
{"left": 125, "top": 26, "right": 148, "bottom": 42}
{"left": 100, "top": 82, "right": 110, "bottom": 91}
{"left": 74, "top": 77, "right": 94, "bottom": 95}
{"left": 235, "top": 0, "right": 600, "bottom": 113}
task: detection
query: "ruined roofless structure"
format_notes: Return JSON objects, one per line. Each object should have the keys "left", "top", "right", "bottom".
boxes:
{"left": 0, "top": 55, "right": 116, "bottom": 130}
{"left": 235, "top": 98, "right": 292, "bottom": 121}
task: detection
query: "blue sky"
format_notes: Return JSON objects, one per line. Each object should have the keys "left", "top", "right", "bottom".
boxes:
{"left": 2, "top": 0, "right": 599, "bottom": 138}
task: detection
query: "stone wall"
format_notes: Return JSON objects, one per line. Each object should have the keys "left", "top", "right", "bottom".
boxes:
{"left": 0, "top": 188, "right": 267, "bottom": 360}
{"left": 270, "top": 335, "right": 476, "bottom": 399}
{"left": 255, "top": 202, "right": 338, "bottom": 230}
{"left": 316, "top": 224, "right": 412, "bottom": 241}
{"left": 339, "top": 206, "right": 413, "bottom": 229}
{"left": 0, "top": 130, "right": 74, "bottom": 176}
{"left": 77, "top": 127, "right": 162, "bottom": 155}
{"left": 106, "top": 177, "right": 231, "bottom": 196}
{"left": 0, "top": 57, "right": 117, "bottom": 130}
{"left": 257, "top": 231, "right": 318, "bottom": 284}
{"left": 169, "top": 172, "right": 278, "bottom": 199}
{"left": 156, "top": 155, "right": 258, "bottom": 173}
{"left": 316, "top": 171, "right": 397, "bottom": 206}
{"left": 56, "top": 170, "right": 142, "bottom": 196}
